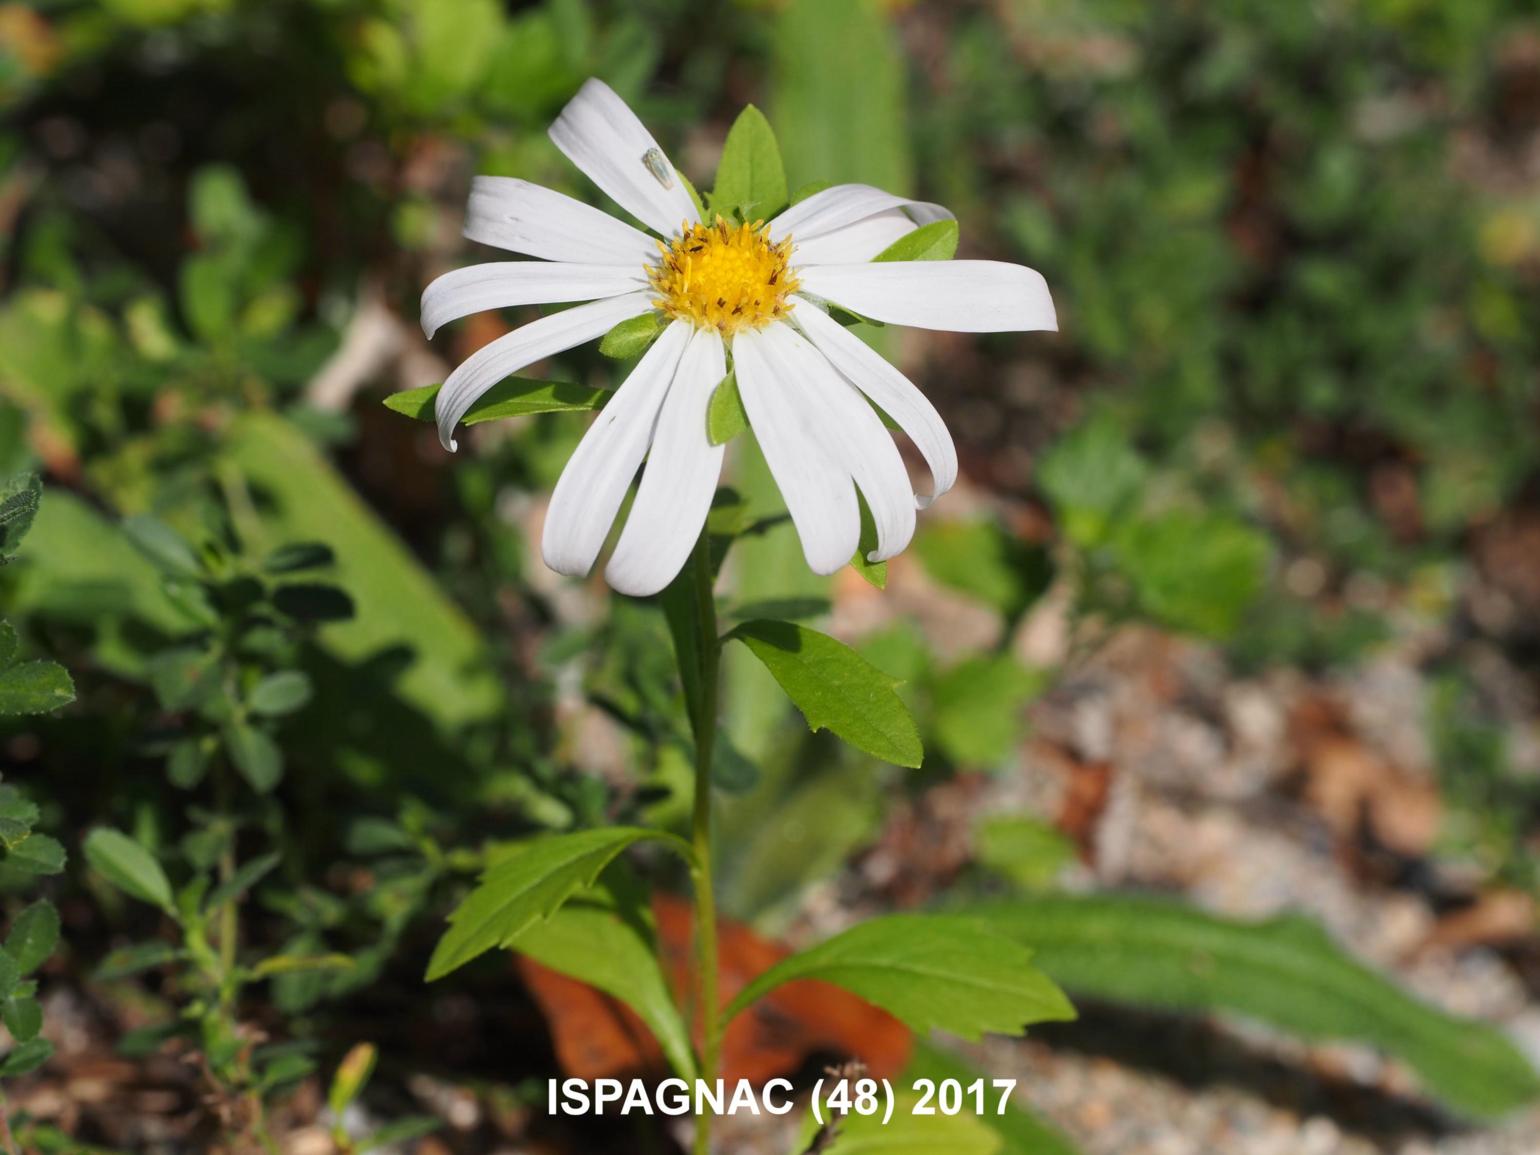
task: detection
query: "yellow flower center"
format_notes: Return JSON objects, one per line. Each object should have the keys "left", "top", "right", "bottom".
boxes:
{"left": 647, "top": 216, "right": 799, "bottom": 335}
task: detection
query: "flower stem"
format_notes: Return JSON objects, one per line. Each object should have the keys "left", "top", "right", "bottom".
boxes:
{"left": 684, "top": 533, "right": 722, "bottom": 1155}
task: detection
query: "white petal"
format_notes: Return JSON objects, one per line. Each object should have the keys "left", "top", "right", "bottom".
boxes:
{"left": 768, "top": 183, "right": 951, "bottom": 245}
{"left": 421, "top": 263, "right": 646, "bottom": 339}
{"left": 792, "top": 298, "right": 958, "bottom": 506}
{"left": 772, "top": 324, "right": 915, "bottom": 561}
{"left": 434, "top": 291, "right": 651, "bottom": 451}
{"left": 789, "top": 209, "right": 919, "bottom": 267}
{"left": 465, "top": 176, "right": 656, "bottom": 265}
{"left": 733, "top": 325, "right": 860, "bottom": 575}
{"left": 548, "top": 78, "right": 700, "bottom": 237}
{"left": 540, "top": 322, "right": 693, "bottom": 579}
{"left": 604, "top": 328, "right": 728, "bottom": 596}
{"left": 797, "top": 260, "right": 1057, "bottom": 333}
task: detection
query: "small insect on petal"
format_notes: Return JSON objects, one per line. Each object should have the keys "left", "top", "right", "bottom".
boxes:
{"left": 642, "top": 148, "right": 674, "bottom": 190}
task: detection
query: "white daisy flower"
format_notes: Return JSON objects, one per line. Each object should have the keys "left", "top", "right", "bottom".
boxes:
{"left": 422, "top": 78, "right": 1056, "bottom": 597}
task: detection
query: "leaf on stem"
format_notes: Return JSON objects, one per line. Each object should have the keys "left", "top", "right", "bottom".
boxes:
{"left": 425, "top": 828, "right": 684, "bottom": 982}
{"left": 712, "top": 105, "right": 789, "bottom": 221}
{"left": 724, "top": 913, "right": 1073, "bottom": 1041}
{"left": 83, "top": 828, "right": 174, "bottom": 913}
{"left": 384, "top": 377, "right": 609, "bottom": 424}
{"left": 727, "top": 620, "right": 922, "bottom": 767}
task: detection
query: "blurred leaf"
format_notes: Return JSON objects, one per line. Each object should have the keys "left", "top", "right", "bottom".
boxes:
{"left": 3, "top": 996, "right": 42, "bottom": 1043}
{"left": 513, "top": 892, "right": 697, "bottom": 1080}
{"left": 121, "top": 515, "right": 202, "bottom": 578}
{"left": 5, "top": 833, "right": 66, "bottom": 876}
{"left": 1112, "top": 511, "right": 1269, "bottom": 639}
{"left": 272, "top": 583, "right": 355, "bottom": 624}
{"left": 360, "top": 1117, "right": 442, "bottom": 1153}
{"left": 599, "top": 312, "right": 665, "bottom": 360}
{"left": 5, "top": 901, "right": 59, "bottom": 976}
{"left": 974, "top": 818, "right": 1075, "bottom": 891}
{"left": 914, "top": 520, "right": 1052, "bottom": 623}
{"left": 712, "top": 104, "right": 789, "bottom": 221}
{"left": 931, "top": 657, "right": 1046, "bottom": 767}
{"left": 772, "top": 0, "right": 909, "bottom": 192}
{"left": 146, "top": 646, "right": 221, "bottom": 713}
{"left": 966, "top": 895, "right": 1540, "bottom": 1118}
{"left": 1036, "top": 415, "right": 1146, "bottom": 548}
{"left": 94, "top": 941, "right": 180, "bottom": 981}
{"left": 0, "top": 1036, "right": 51, "bottom": 1077}
{"left": 0, "top": 473, "right": 41, "bottom": 558}
{"left": 262, "top": 542, "right": 335, "bottom": 574}
{"left": 872, "top": 220, "right": 960, "bottom": 263}
{"left": 248, "top": 953, "right": 355, "bottom": 979}
{"left": 225, "top": 722, "right": 283, "bottom": 792}
{"left": 0, "top": 661, "right": 74, "bottom": 716}
{"left": 426, "top": 828, "right": 683, "bottom": 981}
{"left": 204, "top": 851, "right": 281, "bottom": 914}
{"left": 84, "top": 829, "right": 173, "bottom": 912}
{"left": 328, "top": 1042, "right": 378, "bottom": 1117}
{"left": 725, "top": 913, "right": 1074, "bottom": 1041}
{"left": 728, "top": 620, "right": 922, "bottom": 767}
{"left": 706, "top": 370, "right": 747, "bottom": 446}
{"left": 247, "top": 670, "right": 313, "bottom": 716}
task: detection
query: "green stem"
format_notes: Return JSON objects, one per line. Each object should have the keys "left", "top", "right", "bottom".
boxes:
{"left": 0, "top": 1088, "right": 19, "bottom": 1155}
{"left": 685, "top": 535, "right": 722, "bottom": 1155}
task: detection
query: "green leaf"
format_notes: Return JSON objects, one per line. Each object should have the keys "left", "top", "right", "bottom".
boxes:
{"left": 706, "top": 370, "right": 748, "bottom": 446}
{"left": 166, "top": 739, "right": 210, "bottom": 790}
{"left": 850, "top": 494, "right": 887, "bottom": 590}
{"left": 271, "top": 583, "right": 355, "bottom": 624}
{"left": 225, "top": 723, "right": 284, "bottom": 793}
{"left": 728, "top": 620, "right": 922, "bottom": 767}
{"left": 220, "top": 412, "right": 502, "bottom": 728}
{"left": 796, "top": 1095, "right": 1003, "bottom": 1155}
{"left": 204, "top": 851, "right": 281, "bottom": 914}
{"left": 724, "top": 914, "right": 1073, "bottom": 1041}
{"left": 914, "top": 520, "right": 1053, "bottom": 623}
{"left": 512, "top": 892, "right": 697, "bottom": 1080}
{"left": 974, "top": 817, "right": 1075, "bottom": 891}
{"left": 328, "top": 1042, "right": 378, "bottom": 1118}
{"left": 0, "top": 951, "right": 15, "bottom": 999}
{"left": 903, "top": 1040, "right": 1083, "bottom": 1155}
{"left": 1035, "top": 414, "right": 1146, "bottom": 548}
{"left": 0, "top": 622, "right": 15, "bottom": 667}
{"left": 1111, "top": 511, "right": 1269, "bottom": 639}
{"left": 247, "top": 953, "right": 355, "bottom": 980}
{"left": 247, "top": 670, "right": 313, "bottom": 716}
{"left": 872, "top": 219, "right": 959, "bottom": 263}
{"left": 965, "top": 895, "right": 1540, "bottom": 1119}
{"left": 5, "top": 901, "right": 59, "bottom": 975}
{"left": 426, "top": 828, "right": 684, "bottom": 981}
{"left": 5, "top": 833, "right": 66, "bottom": 876}
{"left": 0, "top": 1036, "right": 51, "bottom": 1077}
{"left": 360, "top": 1117, "right": 441, "bottom": 1153}
{"left": 384, "top": 377, "right": 608, "bottom": 423}
{"left": 3, "top": 996, "right": 42, "bottom": 1042}
{"left": 94, "top": 941, "right": 180, "bottom": 981}
{"left": 146, "top": 646, "right": 221, "bottom": 713}
{"left": 121, "top": 515, "right": 203, "bottom": 577}
{"left": 262, "top": 542, "right": 335, "bottom": 574}
{"left": 84, "top": 829, "right": 174, "bottom": 912}
{"left": 711, "top": 104, "right": 789, "bottom": 221}
{"left": 599, "top": 312, "right": 666, "bottom": 360}
{"left": 0, "top": 474, "right": 41, "bottom": 558}
{"left": 0, "top": 661, "right": 74, "bottom": 716}
{"left": 931, "top": 657, "right": 1047, "bottom": 767}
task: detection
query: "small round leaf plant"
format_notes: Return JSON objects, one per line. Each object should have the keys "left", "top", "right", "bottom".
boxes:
{"left": 400, "top": 79, "right": 1068, "bottom": 1153}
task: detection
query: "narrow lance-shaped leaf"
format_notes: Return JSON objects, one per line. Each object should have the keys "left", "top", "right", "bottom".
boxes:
{"left": 83, "top": 829, "right": 174, "bottom": 912}
{"left": 872, "top": 219, "right": 959, "bottom": 264}
{"left": 426, "top": 828, "right": 689, "bottom": 982}
{"left": 728, "top": 620, "right": 923, "bottom": 767}
{"left": 965, "top": 895, "right": 1540, "bottom": 1119}
{"left": 724, "top": 913, "right": 1074, "bottom": 1041}
{"left": 385, "top": 377, "right": 610, "bottom": 424}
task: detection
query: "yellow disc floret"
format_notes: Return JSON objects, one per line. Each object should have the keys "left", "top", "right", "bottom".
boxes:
{"left": 648, "top": 216, "right": 799, "bottom": 335}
